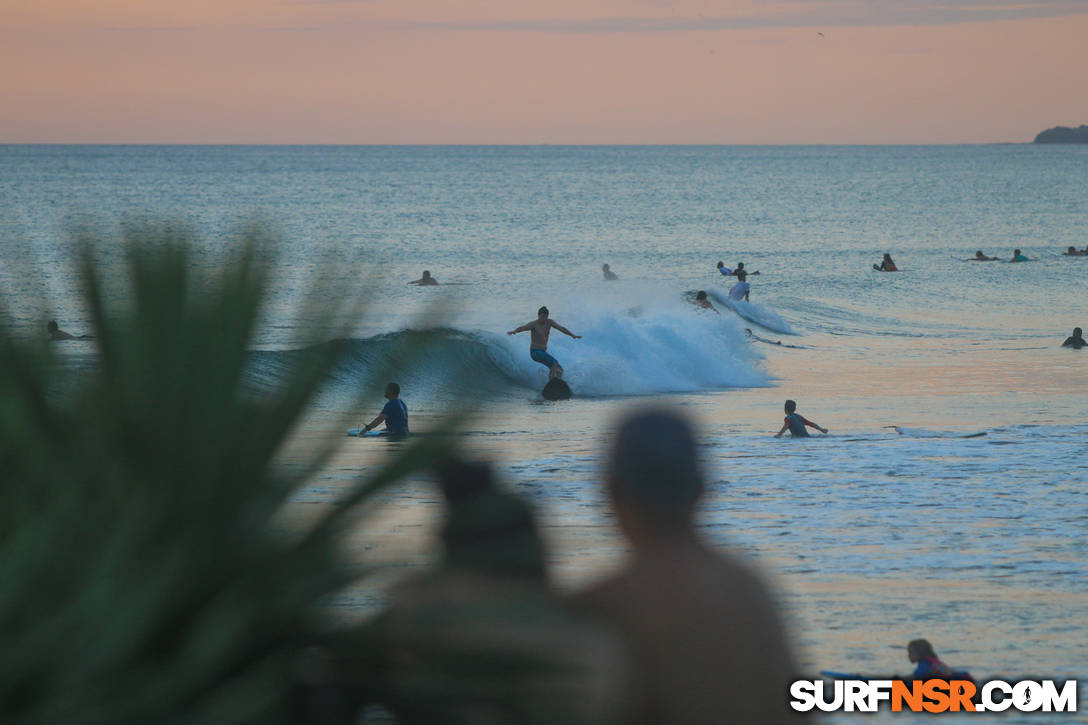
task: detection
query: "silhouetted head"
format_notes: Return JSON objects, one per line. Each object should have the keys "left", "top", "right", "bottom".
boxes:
{"left": 47, "top": 320, "right": 59, "bottom": 332}
{"left": 907, "top": 639, "right": 936, "bottom": 663}
{"left": 437, "top": 458, "right": 547, "bottom": 580}
{"left": 607, "top": 408, "right": 703, "bottom": 538}
{"left": 602, "top": 264, "right": 610, "bottom": 271}
{"left": 883, "top": 253, "right": 893, "bottom": 262}
{"left": 736, "top": 270, "right": 747, "bottom": 282}
{"left": 385, "top": 382, "right": 400, "bottom": 399}
{"left": 1074, "top": 327, "right": 1083, "bottom": 339}
{"left": 975, "top": 251, "right": 985, "bottom": 259}
{"left": 537, "top": 306, "right": 549, "bottom": 319}
{"left": 1014, "top": 249, "right": 1021, "bottom": 256}
{"left": 784, "top": 399, "right": 797, "bottom": 414}
{"left": 717, "top": 261, "right": 724, "bottom": 268}
{"left": 1069, "top": 247, "right": 1077, "bottom": 254}
{"left": 422, "top": 270, "right": 431, "bottom": 278}
{"left": 695, "top": 291, "right": 707, "bottom": 300}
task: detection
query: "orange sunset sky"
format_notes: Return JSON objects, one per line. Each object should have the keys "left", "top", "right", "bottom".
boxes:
{"left": 2, "top": 0, "right": 1087, "bottom": 144}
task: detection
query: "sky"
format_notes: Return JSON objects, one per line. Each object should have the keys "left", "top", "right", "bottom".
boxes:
{"left": 2, "top": 0, "right": 1087, "bottom": 144}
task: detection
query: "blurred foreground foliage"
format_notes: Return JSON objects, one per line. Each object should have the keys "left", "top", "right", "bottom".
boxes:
{"left": 0, "top": 226, "right": 452, "bottom": 724}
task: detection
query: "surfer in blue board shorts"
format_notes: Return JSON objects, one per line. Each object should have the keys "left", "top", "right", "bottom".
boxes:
{"left": 508, "top": 306, "right": 581, "bottom": 379}
{"left": 774, "top": 399, "right": 828, "bottom": 437}
{"left": 360, "top": 382, "right": 409, "bottom": 437}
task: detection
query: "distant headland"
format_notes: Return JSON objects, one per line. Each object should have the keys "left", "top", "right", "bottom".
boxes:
{"left": 1033, "top": 125, "right": 1088, "bottom": 144}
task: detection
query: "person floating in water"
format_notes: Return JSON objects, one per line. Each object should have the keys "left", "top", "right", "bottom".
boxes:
{"left": 408, "top": 270, "right": 438, "bottom": 285}
{"left": 47, "top": 320, "right": 77, "bottom": 340}
{"left": 967, "top": 250, "right": 999, "bottom": 261}
{"left": 875, "top": 253, "right": 898, "bottom": 271}
{"left": 602, "top": 264, "right": 618, "bottom": 281}
{"left": 774, "top": 399, "right": 828, "bottom": 437}
{"left": 360, "top": 382, "right": 409, "bottom": 437}
{"left": 1010, "top": 249, "right": 1029, "bottom": 262}
{"left": 1062, "top": 327, "right": 1086, "bottom": 349}
{"left": 728, "top": 270, "right": 750, "bottom": 302}
{"left": 693, "top": 290, "right": 718, "bottom": 314}
{"left": 1063, "top": 246, "right": 1086, "bottom": 257}
{"left": 716, "top": 260, "right": 733, "bottom": 276}
{"left": 508, "top": 306, "right": 580, "bottom": 379}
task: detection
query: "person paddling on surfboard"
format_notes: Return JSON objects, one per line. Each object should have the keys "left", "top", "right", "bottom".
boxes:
{"left": 359, "top": 382, "right": 409, "bottom": 437}
{"left": 508, "top": 306, "right": 580, "bottom": 379}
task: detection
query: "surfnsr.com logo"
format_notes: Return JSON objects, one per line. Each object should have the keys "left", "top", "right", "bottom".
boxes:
{"left": 789, "top": 679, "right": 1078, "bottom": 713}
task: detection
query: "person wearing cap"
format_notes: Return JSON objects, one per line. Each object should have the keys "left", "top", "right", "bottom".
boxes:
{"left": 572, "top": 408, "right": 798, "bottom": 724}
{"left": 507, "top": 306, "right": 581, "bottom": 379}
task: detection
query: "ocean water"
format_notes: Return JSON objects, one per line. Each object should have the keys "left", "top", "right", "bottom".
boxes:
{"left": 3, "top": 145, "right": 1087, "bottom": 722}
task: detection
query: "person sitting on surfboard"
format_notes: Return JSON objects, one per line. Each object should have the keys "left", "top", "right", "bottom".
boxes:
{"left": 360, "top": 382, "right": 409, "bottom": 437}
{"left": 774, "top": 399, "right": 828, "bottom": 437}
{"left": 408, "top": 270, "right": 438, "bottom": 285}
{"left": 875, "top": 253, "right": 898, "bottom": 272}
{"left": 602, "top": 263, "right": 618, "bottom": 281}
{"left": 47, "top": 319, "right": 77, "bottom": 340}
{"left": 507, "top": 306, "right": 581, "bottom": 379}
{"left": 1010, "top": 249, "right": 1029, "bottom": 262}
{"left": 692, "top": 290, "right": 718, "bottom": 314}
{"left": 967, "top": 250, "right": 999, "bottom": 261}
{"left": 1062, "top": 327, "right": 1086, "bottom": 349}
{"left": 728, "top": 270, "right": 750, "bottom": 302}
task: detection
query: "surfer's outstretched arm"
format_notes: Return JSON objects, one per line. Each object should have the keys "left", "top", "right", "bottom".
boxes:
{"left": 507, "top": 323, "right": 532, "bottom": 335}
{"left": 802, "top": 416, "right": 828, "bottom": 434}
{"left": 550, "top": 320, "right": 581, "bottom": 339}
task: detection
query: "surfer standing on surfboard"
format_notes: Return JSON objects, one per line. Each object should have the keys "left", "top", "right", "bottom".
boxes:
{"left": 507, "top": 306, "right": 581, "bottom": 379}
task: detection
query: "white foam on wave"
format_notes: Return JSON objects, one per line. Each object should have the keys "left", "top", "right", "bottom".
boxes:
{"left": 476, "top": 285, "right": 770, "bottom": 396}
{"left": 705, "top": 290, "right": 797, "bottom": 335}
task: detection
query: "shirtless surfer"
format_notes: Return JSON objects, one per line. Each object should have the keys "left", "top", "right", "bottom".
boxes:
{"left": 508, "top": 306, "right": 581, "bottom": 379}
{"left": 408, "top": 270, "right": 438, "bottom": 285}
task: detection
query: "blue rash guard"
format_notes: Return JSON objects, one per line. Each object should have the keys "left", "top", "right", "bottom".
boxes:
{"left": 718, "top": 266, "right": 733, "bottom": 276}
{"left": 381, "top": 398, "right": 409, "bottom": 436}
{"left": 785, "top": 413, "right": 809, "bottom": 437}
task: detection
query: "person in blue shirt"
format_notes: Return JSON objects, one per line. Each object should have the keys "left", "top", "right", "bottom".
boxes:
{"left": 361, "top": 382, "right": 409, "bottom": 437}
{"left": 774, "top": 399, "right": 828, "bottom": 438}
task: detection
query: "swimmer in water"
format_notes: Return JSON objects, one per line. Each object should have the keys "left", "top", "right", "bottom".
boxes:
{"left": 967, "top": 250, "right": 999, "bottom": 261}
{"left": 693, "top": 290, "right": 718, "bottom": 314}
{"left": 408, "top": 270, "right": 438, "bottom": 285}
{"left": 1062, "top": 327, "right": 1086, "bottom": 349}
{"left": 47, "top": 320, "right": 77, "bottom": 340}
{"left": 602, "top": 263, "right": 619, "bottom": 281}
{"left": 875, "top": 253, "right": 898, "bottom": 272}
{"left": 1063, "top": 246, "right": 1086, "bottom": 257}
{"left": 774, "top": 399, "right": 828, "bottom": 437}
{"left": 1010, "top": 249, "right": 1029, "bottom": 262}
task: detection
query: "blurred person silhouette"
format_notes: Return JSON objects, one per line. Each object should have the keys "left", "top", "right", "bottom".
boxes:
{"left": 602, "top": 264, "right": 619, "bottom": 281}
{"left": 350, "top": 457, "right": 623, "bottom": 724}
{"left": 1062, "top": 327, "right": 1085, "bottom": 349}
{"left": 573, "top": 408, "right": 799, "bottom": 724}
